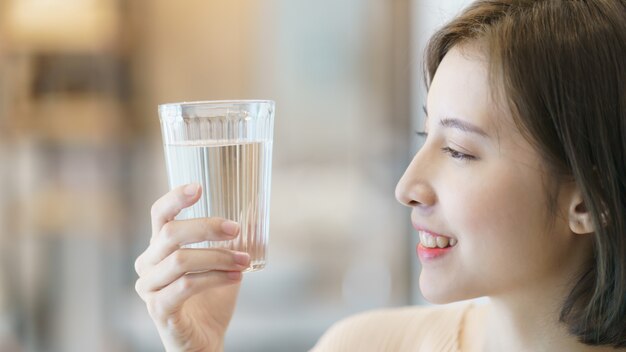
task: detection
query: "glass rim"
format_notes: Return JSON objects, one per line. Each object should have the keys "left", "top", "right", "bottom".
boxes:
{"left": 158, "top": 99, "right": 274, "bottom": 110}
{"left": 158, "top": 100, "right": 275, "bottom": 122}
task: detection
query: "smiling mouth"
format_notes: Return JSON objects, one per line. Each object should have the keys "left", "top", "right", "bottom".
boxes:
{"left": 418, "top": 231, "right": 457, "bottom": 249}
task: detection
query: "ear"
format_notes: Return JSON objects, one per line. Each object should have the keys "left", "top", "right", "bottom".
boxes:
{"left": 568, "top": 188, "right": 595, "bottom": 235}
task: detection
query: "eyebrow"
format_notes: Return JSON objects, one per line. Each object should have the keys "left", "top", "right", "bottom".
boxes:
{"left": 440, "top": 118, "right": 489, "bottom": 138}
{"left": 423, "top": 105, "right": 489, "bottom": 138}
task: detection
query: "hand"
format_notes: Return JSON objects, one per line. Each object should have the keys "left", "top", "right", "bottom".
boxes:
{"left": 135, "top": 184, "right": 249, "bottom": 352}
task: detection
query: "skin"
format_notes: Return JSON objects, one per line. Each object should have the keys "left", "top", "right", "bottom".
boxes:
{"left": 395, "top": 44, "right": 619, "bottom": 351}
{"left": 135, "top": 183, "right": 249, "bottom": 352}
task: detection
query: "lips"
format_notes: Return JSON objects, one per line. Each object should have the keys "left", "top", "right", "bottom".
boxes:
{"left": 418, "top": 231, "right": 457, "bottom": 248}
{"left": 413, "top": 225, "right": 457, "bottom": 261}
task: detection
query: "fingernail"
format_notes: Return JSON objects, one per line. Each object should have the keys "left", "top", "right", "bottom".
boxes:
{"left": 233, "top": 252, "right": 250, "bottom": 266}
{"left": 221, "top": 220, "right": 240, "bottom": 236}
{"left": 184, "top": 184, "right": 199, "bottom": 196}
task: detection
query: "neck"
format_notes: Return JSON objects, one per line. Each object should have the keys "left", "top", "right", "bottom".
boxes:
{"left": 480, "top": 281, "right": 619, "bottom": 352}
{"left": 485, "top": 293, "right": 572, "bottom": 351}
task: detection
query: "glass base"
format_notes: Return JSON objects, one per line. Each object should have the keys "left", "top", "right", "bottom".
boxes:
{"left": 243, "top": 261, "right": 265, "bottom": 273}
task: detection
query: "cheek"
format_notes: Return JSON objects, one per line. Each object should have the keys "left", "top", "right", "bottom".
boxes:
{"left": 450, "top": 164, "right": 547, "bottom": 234}
{"left": 442, "top": 167, "right": 558, "bottom": 284}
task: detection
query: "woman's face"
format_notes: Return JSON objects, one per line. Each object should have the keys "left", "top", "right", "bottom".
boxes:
{"left": 395, "top": 45, "right": 583, "bottom": 303}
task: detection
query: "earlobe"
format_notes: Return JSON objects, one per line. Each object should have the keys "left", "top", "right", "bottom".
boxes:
{"left": 568, "top": 189, "right": 595, "bottom": 235}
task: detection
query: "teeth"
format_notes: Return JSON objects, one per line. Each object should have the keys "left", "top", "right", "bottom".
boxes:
{"left": 436, "top": 236, "right": 449, "bottom": 248}
{"left": 419, "top": 231, "right": 456, "bottom": 249}
{"left": 427, "top": 235, "right": 436, "bottom": 248}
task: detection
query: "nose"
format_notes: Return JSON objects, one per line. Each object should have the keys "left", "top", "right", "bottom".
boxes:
{"left": 395, "top": 153, "right": 437, "bottom": 208}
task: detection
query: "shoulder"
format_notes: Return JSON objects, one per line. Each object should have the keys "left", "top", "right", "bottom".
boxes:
{"left": 311, "top": 302, "right": 473, "bottom": 352}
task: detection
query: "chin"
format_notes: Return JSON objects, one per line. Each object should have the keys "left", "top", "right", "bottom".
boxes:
{"left": 419, "top": 272, "right": 473, "bottom": 304}
{"left": 421, "top": 289, "right": 459, "bottom": 305}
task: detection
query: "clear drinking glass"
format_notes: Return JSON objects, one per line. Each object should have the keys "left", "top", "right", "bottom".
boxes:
{"left": 158, "top": 100, "right": 275, "bottom": 272}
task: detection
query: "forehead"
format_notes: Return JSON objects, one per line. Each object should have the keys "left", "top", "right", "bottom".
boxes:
{"left": 426, "top": 45, "right": 509, "bottom": 136}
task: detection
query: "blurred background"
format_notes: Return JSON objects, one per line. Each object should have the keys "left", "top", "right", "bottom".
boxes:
{"left": 0, "top": 0, "right": 471, "bottom": 351}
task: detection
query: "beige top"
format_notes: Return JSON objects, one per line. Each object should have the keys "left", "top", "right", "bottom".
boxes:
{"left": 311, "top": 303, "right": 483, "bottom": 352}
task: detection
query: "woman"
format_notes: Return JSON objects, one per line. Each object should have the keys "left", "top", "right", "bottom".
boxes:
{"left": 134, "top": 0, "right": 626, "bottom": 350}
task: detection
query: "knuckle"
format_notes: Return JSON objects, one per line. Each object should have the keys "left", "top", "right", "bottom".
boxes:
{"left": 135, "top": 279, "right": 150, "bottom": 303}
{"left": 170, "top": 250, "right": 187, "bottom": 268}
{"left": 162, "top": 232, "right": 179, "bottom": 251}
{"left": 150, "top": 202, "right": 161, "bottom": 219}
{"left": 134, "top": 257, "right": 142, "bottom": 276}
{"left": 160, "top": 221, "right": 176, "bottom": 239}
{"left": 177, "top": 275, "right": 194, "bottom": 292}
{"left": 134, "top": 279, "right": 144, "bottom": 295}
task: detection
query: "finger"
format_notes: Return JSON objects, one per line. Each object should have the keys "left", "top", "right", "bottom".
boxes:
{"left": 150, "top": 183, "right": 202, "bottom": 237}
{"left": 148, "top": 270, "right": 243, "bottom": 320}
{"left": 135, "top": 218, "right": 240, "bottom": 276}
{"left": 137, "top": 249, "right": 250, "bottom": 293}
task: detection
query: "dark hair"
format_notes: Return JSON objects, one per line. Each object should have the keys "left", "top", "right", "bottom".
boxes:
{"left": 424, "top": 0, "right": 626, "bottom": 347}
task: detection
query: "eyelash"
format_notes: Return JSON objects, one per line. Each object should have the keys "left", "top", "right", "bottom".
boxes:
{"left": 415, "top": 130, "right": 477, "bottom": 161}
{"left": 441, "top": 146, "right": 476, "bottom": 161}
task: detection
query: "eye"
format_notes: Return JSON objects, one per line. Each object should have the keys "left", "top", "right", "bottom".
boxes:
{"left": 441, "top": 147, "right": 477, "bottom": 161}
{"left": 415, "top": 130, "right": 428, "bottom": 139}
